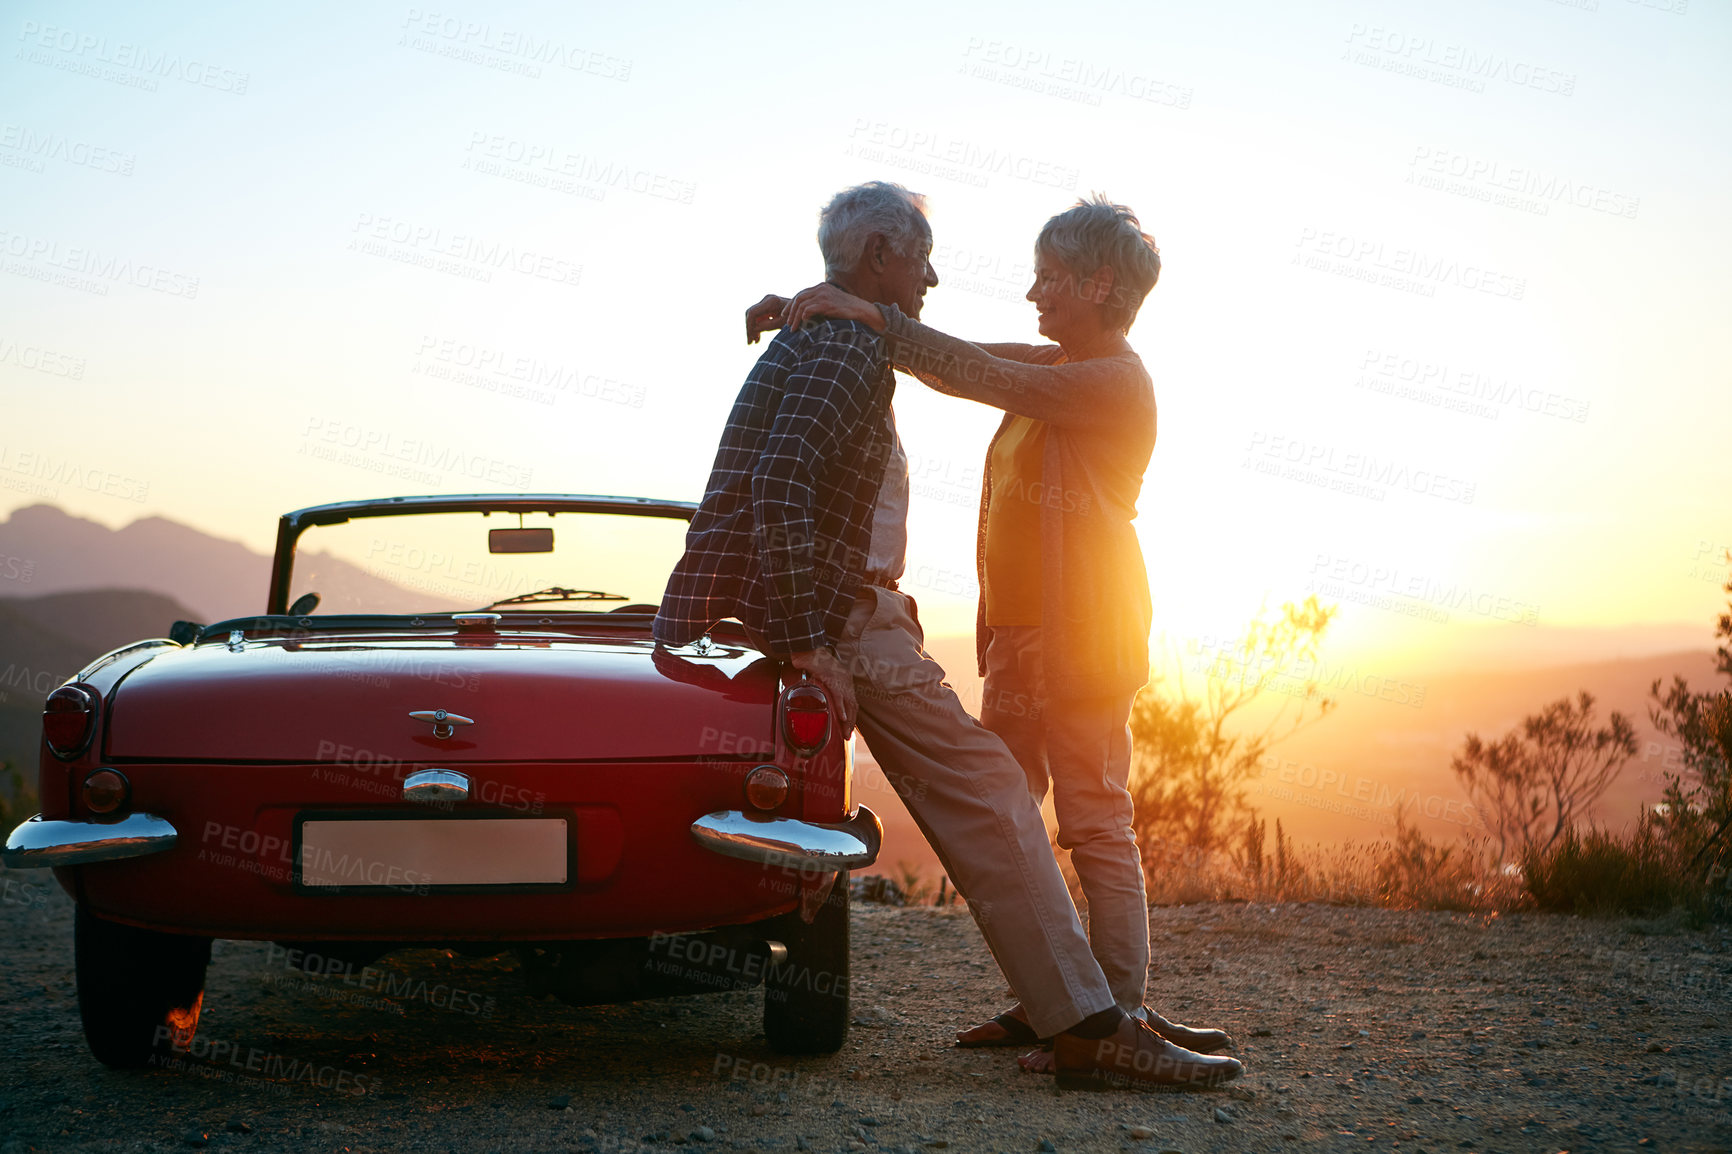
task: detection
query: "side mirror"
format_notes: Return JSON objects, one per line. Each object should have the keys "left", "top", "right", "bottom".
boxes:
{"left": 489, "top": 528, "right": 554, "bottom": 554}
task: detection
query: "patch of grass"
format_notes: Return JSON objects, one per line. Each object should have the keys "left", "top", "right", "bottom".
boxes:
{"left": 892, "top": 859, "right": 934, "bottom": 904}
{"left": 1620, "top": 909, "right": 1695, "bottom": 937}
{"left": 0, "top": 761, "right": 36, "bottom": 832}
{"left": 1521, "top": 823, "right": 1715, "bottom": 921}
{"left": 1136, "top": 812, "right": 1728, "bottom": 921}
{"left": 1141, "top": 822, "right": 1521, "bottom": 913}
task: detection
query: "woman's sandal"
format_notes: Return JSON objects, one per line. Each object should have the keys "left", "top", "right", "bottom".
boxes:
{"left": 955, "top": 1008, "right": 1043, "bottom": 1048}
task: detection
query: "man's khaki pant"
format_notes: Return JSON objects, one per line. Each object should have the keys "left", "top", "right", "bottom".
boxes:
{"left": 980, "top": 625, "right": 1148, "bottom": 1012}
{"left": 834, "top": 586, "right": 1115, "bottom": 1038}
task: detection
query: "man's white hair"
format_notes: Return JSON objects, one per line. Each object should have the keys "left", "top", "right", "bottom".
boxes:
{"left": 818, "top": 181, "right": 931, "bottom": 277}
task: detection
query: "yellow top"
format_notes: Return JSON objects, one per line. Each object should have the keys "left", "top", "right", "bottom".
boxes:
{"left": 984, "top": 416, "right": 1047, "bottom": 626}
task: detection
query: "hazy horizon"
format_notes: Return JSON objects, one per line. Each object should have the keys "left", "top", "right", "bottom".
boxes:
{"left": 1, "top": 498, "right": 1720, "bottom": 668}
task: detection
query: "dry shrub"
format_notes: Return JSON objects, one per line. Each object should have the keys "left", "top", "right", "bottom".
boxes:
{"left": 1370, "top": 814, "right": 1516, "bottom": 912}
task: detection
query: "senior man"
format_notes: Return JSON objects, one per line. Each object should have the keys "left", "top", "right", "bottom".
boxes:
{"left": 653, "top": 181, "right": 1240, "bottom": 1091}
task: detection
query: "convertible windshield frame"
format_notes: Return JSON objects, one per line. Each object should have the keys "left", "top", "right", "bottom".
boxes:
{"left": 266, "top": 493, "right": 696, "bottom": 615}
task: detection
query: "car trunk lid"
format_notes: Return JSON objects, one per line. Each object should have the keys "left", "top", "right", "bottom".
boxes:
{"left": 104, "top": 627, "right": 779, "bottom": 763}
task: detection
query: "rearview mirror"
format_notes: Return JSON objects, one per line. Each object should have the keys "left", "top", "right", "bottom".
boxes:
{"left": 489, "top": 528, "right": 554, "bottom": 554}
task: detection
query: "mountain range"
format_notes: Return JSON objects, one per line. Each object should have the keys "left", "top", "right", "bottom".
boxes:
{"left": 0, "top": 504, "right": 463, "bottom": 781}
{"left": 0, "top": 503, "right": 463, "bottom": 621}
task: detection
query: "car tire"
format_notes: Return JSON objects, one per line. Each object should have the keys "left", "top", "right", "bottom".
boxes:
{"left": 763, "top": 872, "right": 850, "bottom": 1055}
{"left": 75, "top": 905, "right": 212, "bottom": 1069}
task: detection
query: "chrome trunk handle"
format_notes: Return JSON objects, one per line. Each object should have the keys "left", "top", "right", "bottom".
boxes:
{"left": 409, "top": 709, "right": 474, "bottom": 740}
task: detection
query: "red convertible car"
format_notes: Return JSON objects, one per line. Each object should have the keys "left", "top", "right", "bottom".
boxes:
{"left": 3, "top": 494, "right": 880, "bottom": 1066}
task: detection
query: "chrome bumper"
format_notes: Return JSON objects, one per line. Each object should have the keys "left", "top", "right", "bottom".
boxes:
{"left": 2, "top": 813, "right": 179, "bottom": 869}
{"left": 690, "top": 805, "right": 881, "bottom": 871}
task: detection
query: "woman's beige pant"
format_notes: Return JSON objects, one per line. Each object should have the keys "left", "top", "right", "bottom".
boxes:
{"left": 980, "top": 624, "right": 1149, "bottom": 1013}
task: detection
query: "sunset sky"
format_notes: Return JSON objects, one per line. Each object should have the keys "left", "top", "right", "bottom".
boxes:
{"left": 3, "top": 0, "right": 1728, "bottom": 677}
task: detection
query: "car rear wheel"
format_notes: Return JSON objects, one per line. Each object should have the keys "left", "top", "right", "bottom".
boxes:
{"left": 763, "top": 872, "right": 849, "bottom": 1054}
{"left": 75, "top": 905, "right": 212, "bottom": 1069}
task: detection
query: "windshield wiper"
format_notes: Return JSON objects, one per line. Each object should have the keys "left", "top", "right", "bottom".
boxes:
{"left": 486, "top": 586, "right": 629, "bottom": 608}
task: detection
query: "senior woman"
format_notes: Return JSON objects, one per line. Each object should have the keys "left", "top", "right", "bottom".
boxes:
{"left": 753, "top": 196, "right": 1232, "bottom": 1071}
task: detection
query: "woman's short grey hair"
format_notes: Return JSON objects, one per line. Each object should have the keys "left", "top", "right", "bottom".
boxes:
{"left": 1035, "top": 195, "right": 1161, "bottom": 332}
{"left": 818, "top": 181, "right": 931, "bottom": 277}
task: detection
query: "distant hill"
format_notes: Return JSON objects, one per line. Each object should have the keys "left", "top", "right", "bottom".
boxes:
{"left": 7, "top": 588, "right": 200, "bottom": 660}
{"left": 1400, "top": 622, "right": 1719, "bottom": 673}
{"left": 0, "top": 504, "right": 464, "bottom": 620}
{"left": 1198, "top": 646, "right": 1724, "bottom": 848}
{"left": 0, "top": 589, "right": 205, "bottom": 787}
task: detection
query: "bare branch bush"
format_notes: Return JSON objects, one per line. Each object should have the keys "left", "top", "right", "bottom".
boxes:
{"left": 1451, "top": 691, "right": 1636, "bottom": 864}
{"left": 1648, "top": 567, "right": 1732, "bottom": 880}
{"left": 1128, "top": 597, "right": 1337, "bottom": 875}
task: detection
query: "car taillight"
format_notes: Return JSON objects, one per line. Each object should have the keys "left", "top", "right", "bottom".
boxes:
{"left": 743, "top": 765, "right": 790, "bottom": 811}
{"left": 82, "top": 769, "right": 130, "bottom": 815}
{"left": 782, "top": 683, "right": 830, "bottom": 754}
{"left": 44, "top": 685, "right": 97, "bottom": 759}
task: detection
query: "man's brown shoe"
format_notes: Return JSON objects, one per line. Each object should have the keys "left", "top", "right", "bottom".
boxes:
{"left": 1139, "top": 1007, "right": 1234, "bottom": 1054}
{"left": 1053, "top": 1016, "right": 1244, "bottom": 1092}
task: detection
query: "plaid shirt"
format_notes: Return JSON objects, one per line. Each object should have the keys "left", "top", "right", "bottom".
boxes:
{"left": 653, "top": 319, "right": 895, "bottom": 656}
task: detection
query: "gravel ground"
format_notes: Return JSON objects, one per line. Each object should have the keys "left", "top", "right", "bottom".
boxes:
{"left": 2, "top": 866, "right": 1730, "bottom": 1154}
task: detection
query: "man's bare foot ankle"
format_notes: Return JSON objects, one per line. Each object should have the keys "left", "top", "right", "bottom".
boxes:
{"left": 1016, "top": 1045, "right": 1057, "bottom": 1075}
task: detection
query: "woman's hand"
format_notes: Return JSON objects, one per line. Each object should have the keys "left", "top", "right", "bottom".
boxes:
{"left": 782, "top": 282, "right": 885, "bottom": 334}
{"left": 745, "top": 294, "right": 789, "bottom": 344}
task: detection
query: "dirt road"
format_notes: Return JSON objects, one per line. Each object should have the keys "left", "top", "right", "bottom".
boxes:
{"left": 2, "top": 867, "right": 1728, "bottom": 1153}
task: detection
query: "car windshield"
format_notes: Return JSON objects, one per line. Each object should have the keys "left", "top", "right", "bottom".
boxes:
{"left": 285, "top": 509, "right": 690, "bottom": 615}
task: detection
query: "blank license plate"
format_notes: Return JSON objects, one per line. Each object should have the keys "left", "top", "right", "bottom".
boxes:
{"left": 298, "top": 818, "right": 569, "bottom": 888}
